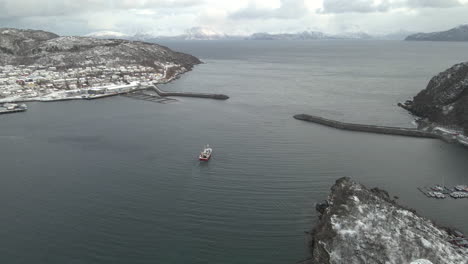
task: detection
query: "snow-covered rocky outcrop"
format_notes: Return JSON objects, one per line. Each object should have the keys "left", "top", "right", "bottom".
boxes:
{"left": 0, "top": 28, "right": 201, "bottom": 76}
{"left": 400, "top": 62, "right": 468, "bottom": 134}
{"left": 310, "top": 178, "right": 467, "bottom": 264}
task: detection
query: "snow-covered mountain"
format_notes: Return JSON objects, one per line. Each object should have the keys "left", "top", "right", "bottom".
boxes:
{"left": 328, "top": 32, "right": 373, "bottom": 40}
{"left": 406, "top": 24, "right": 468, "bottom": 41}
{"left": 85, "top": 31, "right": 130, "bottom": 39}
{"left": 246, "top": 31, "right": 326, "bottom": 40}
{"left": 140, "top": 27, "right": 241, "bottom": 41}
{"left": 247, "top": 31, "right": 398, "bottom": 40}
{"left": 84, "top": 28, "right": 412, "bottom": 41}
{"left": 182, "top": 27, "right": 227, "bottom": 40}
{"left": 375, "top": 30, "right": 415, "bottom": 40}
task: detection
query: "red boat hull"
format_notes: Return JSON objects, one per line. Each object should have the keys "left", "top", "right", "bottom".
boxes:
{"left": 199, "top": 155, "right": 211, "bottom": 161}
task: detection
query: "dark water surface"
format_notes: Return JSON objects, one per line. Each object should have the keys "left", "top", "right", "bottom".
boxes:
{"left": 1, "top": 40, "right": 467, "bottom": 264}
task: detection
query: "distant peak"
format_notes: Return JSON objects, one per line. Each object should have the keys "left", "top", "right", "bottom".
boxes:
{"left": 185, "top": 27, "right": 224, "bottom": 37}
{"left": 85, "top": 31, "right": 129, "bottom": 38}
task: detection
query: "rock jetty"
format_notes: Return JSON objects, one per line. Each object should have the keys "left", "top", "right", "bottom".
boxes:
{"left": 310, "top": 178, "right": 467, "bottom": 264}
{"left": 151, "top": 85, "right": 229, "bottom": 100}
{"left": 293, "top": 114, "right": 438, "bottom": 138}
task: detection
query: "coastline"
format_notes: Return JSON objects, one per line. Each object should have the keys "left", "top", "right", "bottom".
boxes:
{"left": 0, "top": 81, "right": 229, "bottom": 116}
{"left": 0, "top": 59, "right": 231, "bottom": 105}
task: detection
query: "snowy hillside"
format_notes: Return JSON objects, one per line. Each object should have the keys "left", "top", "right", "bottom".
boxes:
{"left": 310, "top": 178, "right": 467, "bottom": 264}
{"left": 0, "top": 28, "right": 201, "bottom": 74}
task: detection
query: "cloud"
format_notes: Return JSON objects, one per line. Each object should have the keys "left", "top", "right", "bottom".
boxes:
{"left": 1, "top": 0, "right": 468, "bottom": 36}
{"left": 0, "top": 0, "right": 200, "bottom": 18}
{"left": 319, "top": 0, "right": 463, "bottom": 14}
{"left": 405, "top": 0, "right": 461, "bottom": 8}
{"left": 320, "top": 0, "right": 391, "bottom": 13}
{"left": 229, "top": 0, "right": 308, "bottom": 20}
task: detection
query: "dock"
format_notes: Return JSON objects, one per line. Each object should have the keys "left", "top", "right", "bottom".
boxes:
{"left": 0, "top": 108, "right": 27, "bottom": 115}
{"left": 0, "top": 103, "right": 28, "bottom": 115}
{"left": 293, "top": 114, "right": 439, "bottom": 138}
{"left": 122, "top": 89, "right": 177, "bottom": 104}
{"left": 417, "top": 185, "right": 468, "bottom": 199}
{"left": 149, "top": 85, "right": 229, "bottom": 100}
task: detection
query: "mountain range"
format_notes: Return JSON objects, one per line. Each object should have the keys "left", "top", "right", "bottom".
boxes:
{"left": 406, "top": 25, "right": 468, "bottom": 41}
{"left": 86, "top": 27, "right": 413, "bottom": 41}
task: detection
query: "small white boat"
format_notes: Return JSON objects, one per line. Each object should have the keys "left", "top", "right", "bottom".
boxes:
{"left": 199, "top": 145, "right": 212, "bottom": 161}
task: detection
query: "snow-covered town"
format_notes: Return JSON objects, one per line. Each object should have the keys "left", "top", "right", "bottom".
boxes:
{"left": 0, "top": 64, "right": 172, "bottom": 104}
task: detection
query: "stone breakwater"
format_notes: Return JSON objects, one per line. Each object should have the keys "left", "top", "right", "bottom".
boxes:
{"left": 293, "top": 114, "right": 438, "bottom": 138}
{"left": 150, "top": 85, "right": 229, "bottom": 100}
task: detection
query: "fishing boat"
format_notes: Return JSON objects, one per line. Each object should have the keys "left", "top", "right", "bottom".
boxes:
{"left": 199, "top": 145, "right": 212, "bottom": 161}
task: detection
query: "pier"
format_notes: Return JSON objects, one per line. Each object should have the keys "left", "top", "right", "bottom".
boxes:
{"left": 122, "top": 89, "right": 177, "bottom": 104}
{"left": 293, "top": 114, "right": 439, "bottom": 138}
{"left": 121, "top": 84, "right": 229, "bottom": 103}
{"left": 0, "top": 108, "right": 27, "bottom": 115}
{"left": 0, "top": 103, "right": 28, "bottom": 115}
{"left": 417, "top": 185, "right": 468, "bottom": 199}
{"left": 149, "top": 85, "right": 229, "bottom": 100}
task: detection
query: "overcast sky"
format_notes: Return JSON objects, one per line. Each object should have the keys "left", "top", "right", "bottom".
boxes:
{"left": 1, "top": 0, "right": 468, "bottom": 36}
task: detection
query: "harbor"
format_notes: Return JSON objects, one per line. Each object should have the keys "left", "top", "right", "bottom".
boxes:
{"left": 417, "top": 185, "right": 468, "bottom": 199}
{"left": 0, "top": 103, "right": 27, "bottom": 114}
{"left": 0, "top": 82, "right": 230, "bottom": 114}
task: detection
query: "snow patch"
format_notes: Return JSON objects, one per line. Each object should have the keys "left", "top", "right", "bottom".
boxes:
{"left": 411, "top": 260, "right": 433, "bottom": 264}
{"left": 86, "top": 31, "right": 129, "bottom": 38}
{"left": 420, "top": 237, "right": 432, "bottom": 248}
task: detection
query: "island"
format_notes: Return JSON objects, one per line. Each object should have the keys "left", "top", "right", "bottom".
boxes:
{"left": 308, "top": 178, "right": 467, "bottom": 264}
{"left": 0, "top": 28, "right": 227, "bottom": 110}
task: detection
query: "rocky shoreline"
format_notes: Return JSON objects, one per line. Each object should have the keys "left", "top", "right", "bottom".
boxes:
{"left": 309, "top": 178, "right": 467, "bottom": 264}
{"left": 400, "top": 62, "right": 468, "bottom": 132}
{"left": 398, "top": 61, "right": 468, "bottom": 147}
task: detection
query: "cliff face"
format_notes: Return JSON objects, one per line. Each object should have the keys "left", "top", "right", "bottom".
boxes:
{"left": 0, "top": 28, "right": 201, "bottom": 72}
{"left": 310, "top": 178, "right": 467, "bottom": 264}
{"left": 401, "top": 62, "right": 468, "bottom": 133}
{"left": 405, "top": 25, "right": 468, "bottom": 41}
